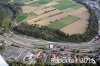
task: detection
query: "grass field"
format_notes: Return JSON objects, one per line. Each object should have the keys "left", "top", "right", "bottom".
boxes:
{"left": 28, "top": 0, "right": 53, "bottom": 7}
{"left": 28, "top": 1, "right": 42, "bottom": 7}
{"left": 16, "top": 11, "right": 28, "bottom": 22}
{"left": 54, "top": 0, "right": 83, "bottom": 10}
{"left": 22, "top": 12, "right": 37, "bottom": 22}
{"left": 13, "top": 0, "right": 33, "bottom": 3}
{"left": 38, "top": 0, "right": 53, "bottom": 4}
{"left": 48, "top": 16, "right": 80, "bottom": 29}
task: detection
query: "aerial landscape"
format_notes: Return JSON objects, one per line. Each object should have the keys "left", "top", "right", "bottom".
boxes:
{"left": 0, "top": 0, "right": 100, "bottom": 66}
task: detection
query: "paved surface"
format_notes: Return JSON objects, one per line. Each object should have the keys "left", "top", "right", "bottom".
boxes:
{"left": 1, "top": 32, "right": 99, "bottom": 49}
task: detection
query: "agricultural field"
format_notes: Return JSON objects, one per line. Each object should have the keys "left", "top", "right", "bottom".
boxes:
{"left": 15, "top": 11, "right": 28, "bottom": 22}
{"left": 27, "top": 0, "right": 53, "bottom": 7}
{"left": 13, "top": 0, "right": 33, "bottom": 4}
{"left": 48, "top": 16, "right": 80, "bottom": 29}
{"left": 54, "top": 0, "right": 83, "bottom": 10}
{"left": 14, "top": 0, "right": 90, "bottom": 35}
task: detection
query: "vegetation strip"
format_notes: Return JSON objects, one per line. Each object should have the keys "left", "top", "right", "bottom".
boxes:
{"left": 48, "top": 16, "right": 80, "bottom": 29}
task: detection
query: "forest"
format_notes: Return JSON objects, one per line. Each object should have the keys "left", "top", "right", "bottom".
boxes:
{"left": 0, "top": 0, "right": 21, "bottom": 34}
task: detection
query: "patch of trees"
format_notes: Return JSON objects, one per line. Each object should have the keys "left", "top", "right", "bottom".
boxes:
{"left": 0, "top": 0, "right": 21, "bottom": 34}
{"left": 4, "top": 3, "right": 21, "bottom": 20}
{"left": 0, "top": 0, "right": 21, "bottom": 20}
{"left": 0, "top": 5, "right": 11, "bottom": 28}
{"left": 13, "top": 23, "right": 67, "bottom": 42}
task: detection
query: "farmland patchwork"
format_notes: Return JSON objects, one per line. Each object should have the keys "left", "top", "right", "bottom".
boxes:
{"left": 15, "top": 0, "right": 90, "bottom": 35}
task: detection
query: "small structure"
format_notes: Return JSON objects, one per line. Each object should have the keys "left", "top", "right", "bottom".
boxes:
{"left": 0, "top": 55, "right": 9, "bottom": 66}
{"left": 49, "top": 44, "right": 54, "bottom": 49}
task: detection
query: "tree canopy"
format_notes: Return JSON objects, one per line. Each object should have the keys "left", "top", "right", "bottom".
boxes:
{"left": 0, "top": 0, "right": 21, "bottom": 33}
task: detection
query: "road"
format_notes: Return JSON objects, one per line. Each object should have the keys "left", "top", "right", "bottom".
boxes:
{"left": 1, "top": 32, "right": 99, "bottom": 49}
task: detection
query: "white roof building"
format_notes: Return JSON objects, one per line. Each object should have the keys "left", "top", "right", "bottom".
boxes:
{"left": 0, "top": 55, "right": 9, "bottom": 66}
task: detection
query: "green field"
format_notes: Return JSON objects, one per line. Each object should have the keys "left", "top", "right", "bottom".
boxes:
{"left": 27, "top": 1, "right": 42, "bottom": 7}
{"left": 38, "top": 0, "right": 53, "bottom": 4}
{"left": 48, "top": 16, "right": 80, "bottom": 29}
{"left": 16, "top": 11, "right": 28, "bottom": 22}
{"left": 16, "top": 12, "right": 37, "bottom": 22}
{"left": 54, "top": 0, "right": 83, "bottom": 10}
{"left": 28, "top": 0, "right": 53, "bottom": 7}
{"left": 13, "top": 0, "right": 33, "bottom": 3}
{"left": 22, "top": 12, "right": 37, "bottom": 22}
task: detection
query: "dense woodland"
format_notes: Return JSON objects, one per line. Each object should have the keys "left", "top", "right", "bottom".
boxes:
{"left": 0, "top": 1, "right": 11, "bottom": 28}
{"left": 7, "top": 61, "right": 100, "bottom": 66}
{"left": 13, "top": 7, "right": 99, "bottom": 42}
{"left": 0, "top": 0, "right": 21, "bottom": 34}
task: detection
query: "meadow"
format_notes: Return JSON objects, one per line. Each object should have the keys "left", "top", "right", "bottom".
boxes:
{"left": 16, "top": 11, "right": 28, "bottom": 22}
{"left": 13, "top": 0, "right": 33, "bottom": 3}
{"left": 48, "top": 16, "right": 80, "bottom": 29}
{"left": 54, "top": 0, "right": 83, "bottom": 10}
{"left": 24, "top": 0, "right": 53, "bottom": 7}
